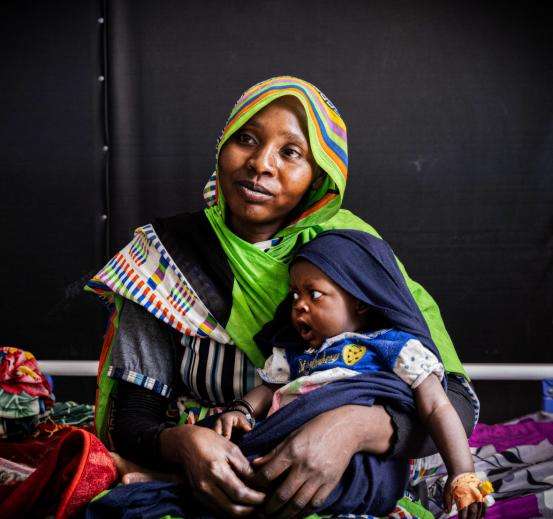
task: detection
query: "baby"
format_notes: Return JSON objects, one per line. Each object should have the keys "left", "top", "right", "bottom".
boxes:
{"left": 215, "top": 230, "right": 492, "bottom": 515}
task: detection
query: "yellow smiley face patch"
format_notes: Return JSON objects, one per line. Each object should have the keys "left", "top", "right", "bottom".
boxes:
{"left": 342, "top": 345, "right": 367, "bottom": 366}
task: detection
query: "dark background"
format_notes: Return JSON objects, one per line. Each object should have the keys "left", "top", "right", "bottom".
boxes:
{"left": 1, "top": 0, "right": 552, "bottom": 422}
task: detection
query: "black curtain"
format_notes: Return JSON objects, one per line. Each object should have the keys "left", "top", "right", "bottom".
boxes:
{"left": 2, "top": 0, "right": 552, "bottom": 420}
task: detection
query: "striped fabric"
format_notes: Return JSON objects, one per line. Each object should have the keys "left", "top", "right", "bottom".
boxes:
{"left": 107, "top": 366, "right": 172, "bottom": 398}
{"left": 105, "top": 296, "right": 261, "bottom": 405}
{"left": 179, "top": 335, "right": 261, "bottom": 405}
{"left": 86, "top": 224, "right": 230, "bottom": 345}
{"left": 221, "top": 76, "right": 347, "bottom": 173}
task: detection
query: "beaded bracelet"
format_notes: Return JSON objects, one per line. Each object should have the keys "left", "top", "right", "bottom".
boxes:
{"left": 227, "top": 399, "right": 256, "bottom": 428}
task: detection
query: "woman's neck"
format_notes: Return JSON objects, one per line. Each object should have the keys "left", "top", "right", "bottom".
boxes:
{"left": 227, "top": 213, "right": 283, "bottom": 244}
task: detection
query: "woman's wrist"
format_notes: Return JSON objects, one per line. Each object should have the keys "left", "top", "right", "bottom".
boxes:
{"left": 328, "top": 405, "right": 394, "bottom": 455}
{"left": 158, "top": 423, "right": 196, "bottom": 466}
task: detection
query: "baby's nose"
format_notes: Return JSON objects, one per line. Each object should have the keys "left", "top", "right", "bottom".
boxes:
{"left": 293, "top": 299, "right": 309, "bottom": 313}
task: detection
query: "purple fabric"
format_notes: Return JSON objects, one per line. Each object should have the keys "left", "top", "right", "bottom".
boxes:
{"left": 419, "top": 414, "right": 553, "bottom": 518}
{"left": 469, "top": 418, "right": 553, "bottom": 451}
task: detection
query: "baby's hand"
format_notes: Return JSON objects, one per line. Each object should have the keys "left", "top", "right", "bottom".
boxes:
{"left": 214, "top": 411, "right": 253, "bottom": 440}
{"left": 444, "top": 473, "right": 492, "bottom": 519}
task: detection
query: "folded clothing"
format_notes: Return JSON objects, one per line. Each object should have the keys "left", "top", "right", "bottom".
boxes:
{"left": 0, "top": 346, "right": 54, "bottom": 440}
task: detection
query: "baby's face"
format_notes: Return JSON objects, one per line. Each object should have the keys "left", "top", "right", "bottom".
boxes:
{"left": 289, "top": 260, "right": 363, "bottom": 349}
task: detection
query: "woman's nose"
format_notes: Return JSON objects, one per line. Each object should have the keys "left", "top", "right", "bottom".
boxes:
{"left": 247, "top": 144, "right": 277, "bottom": 176}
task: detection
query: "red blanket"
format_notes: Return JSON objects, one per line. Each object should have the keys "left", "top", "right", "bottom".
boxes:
{"left": 0, "top": 427, "right": 117, "bottom": 518}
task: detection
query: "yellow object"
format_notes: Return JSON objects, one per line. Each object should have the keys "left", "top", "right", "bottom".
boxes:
{"left": 343, "top": 345, "right": 367, "bottom": 365}
{"left": 479, "top": 480, "right": 494, "bottom": 496}
{"left": 17, "top": 365, "right": 40, "bottom": 379}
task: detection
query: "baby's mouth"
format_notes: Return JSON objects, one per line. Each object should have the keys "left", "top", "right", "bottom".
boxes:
{"left": 297, "top": 321, "right": 314, "bottom": 342}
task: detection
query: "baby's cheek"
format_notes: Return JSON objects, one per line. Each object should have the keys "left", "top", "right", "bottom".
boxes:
{"left": 319, "top": 315, "right": 345, "bottom": 337}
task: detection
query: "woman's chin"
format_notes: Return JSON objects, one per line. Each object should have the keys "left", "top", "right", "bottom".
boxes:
{"left": 227, "top": 206, "right": 285, "bottom": 235}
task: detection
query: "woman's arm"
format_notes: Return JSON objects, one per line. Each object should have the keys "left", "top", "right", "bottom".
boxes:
{"left": 111, "top": 381, "right": 175, "bottom": 468}
{"left": 110, "top": 301, "right": 266, "bottom": 517}
{"left": 113, "top": 382, "right": 265, "bottom": 516}
{"left": 159, "top": 424, "right": 265, "bottom": 516}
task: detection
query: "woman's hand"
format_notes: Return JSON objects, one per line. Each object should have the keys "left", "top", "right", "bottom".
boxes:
{"left": 251, "top": 404, "right": 393, "bottom": 518}
{"left": 159, "top": 424, "right": 265, "bottom": 517}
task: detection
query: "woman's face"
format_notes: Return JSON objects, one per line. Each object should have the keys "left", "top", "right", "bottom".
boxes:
{"left": 218, "top": 97, "right": 317, "bottom": 241}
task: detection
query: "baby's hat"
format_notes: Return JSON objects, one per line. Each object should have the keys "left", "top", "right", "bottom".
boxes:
{"left": 292, "top": 230, "right": 437, "bottom": 353}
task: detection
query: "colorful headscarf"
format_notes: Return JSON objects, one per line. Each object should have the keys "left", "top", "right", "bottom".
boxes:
{"left": 204, "top": 76, "right": 348, "bottom": 231}
{"left": 0, "top": 346, "right": 54, "bottom": 440}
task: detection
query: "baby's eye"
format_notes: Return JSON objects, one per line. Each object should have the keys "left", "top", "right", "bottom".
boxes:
{"left": 311, "top": 290, "right": 322, "bottom": 300}
{"left": 292, "top": 292, "right": 299, "bottom": 300}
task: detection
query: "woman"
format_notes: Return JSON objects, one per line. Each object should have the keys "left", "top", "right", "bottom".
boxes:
{"left": 87, "top": 76, "right": 478, "bottom": 518}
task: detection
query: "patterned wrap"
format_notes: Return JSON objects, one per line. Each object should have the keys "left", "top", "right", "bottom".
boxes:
{"left": 86, "top": 224, "right": 229, "bottom": 345}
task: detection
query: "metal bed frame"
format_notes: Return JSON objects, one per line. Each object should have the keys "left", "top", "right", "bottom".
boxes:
{"left": 39, "top": 362, "right": 553, "bottom": 412}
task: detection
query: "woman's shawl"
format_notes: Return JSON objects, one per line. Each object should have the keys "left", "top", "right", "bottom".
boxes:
{"left": 86, "top": 76, "right": 465, "bottom": 442}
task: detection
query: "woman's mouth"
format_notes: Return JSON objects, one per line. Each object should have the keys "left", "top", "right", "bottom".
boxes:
{"left": 235, "top": 180, "right": 274, "bottom": 203}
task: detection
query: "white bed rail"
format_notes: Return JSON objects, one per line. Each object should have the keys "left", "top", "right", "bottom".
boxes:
{"left": 38, "top": 361, "right": 553, "bottom": 380}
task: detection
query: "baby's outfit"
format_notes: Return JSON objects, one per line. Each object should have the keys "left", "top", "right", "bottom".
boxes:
{"left": 258, "top": 328, "right": 444, "bottom": 414}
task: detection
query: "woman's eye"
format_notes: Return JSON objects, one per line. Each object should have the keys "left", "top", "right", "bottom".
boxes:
{"left": 311, "top": 290, "right": 322, "bottom": 300}
{"left": 282, "top": 147, "right": 301, "bottom": 159}
{"left": 237, "top": 132, "right": 255, "bottom": 145}
{"left": 292, "top": 292, "right": 299, "bottom": 300}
